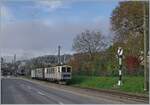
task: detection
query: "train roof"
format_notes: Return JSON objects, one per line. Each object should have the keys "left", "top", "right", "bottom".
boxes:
{"left": 52, "top": 65, "right": 72, "bottom": 67}
{"left": 31, "top": 65, "right": 72, "bottom": 70}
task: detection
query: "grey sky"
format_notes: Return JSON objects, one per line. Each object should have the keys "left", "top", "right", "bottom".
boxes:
{"left": 0, "top": 0, "right": 118, "bottom": 61}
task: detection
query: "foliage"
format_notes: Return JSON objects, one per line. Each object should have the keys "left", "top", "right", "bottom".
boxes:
{"left": 111, "top": 1, "right": 149, "bottom": 56}
{"left": 69, "top": 51, "right": 118, "bottom": 76}
{"left": 110, "top": 1, "right": 149, "bottom": 75}
{"left": 71, "top": 29, "right": 119, "bottom": 76}
{"left": 125, "top": 55, "right": 140, "bottom": 74}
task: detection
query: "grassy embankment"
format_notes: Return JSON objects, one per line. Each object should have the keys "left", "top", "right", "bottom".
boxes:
{"left": 68, "top": 75, "right": 147, "bottom": 94}
{"left": 23, "top": 75, "right": 147, "bottom": 94}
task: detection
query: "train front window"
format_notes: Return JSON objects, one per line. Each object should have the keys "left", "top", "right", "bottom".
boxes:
{"left": 62, "top": 67, "right": 66, "bottom": 72}
{"left": 67, "top": 67, "right": 71, "bottom": 72}
{"left": 58, "top": 67, "right": 60, "bottom": 72}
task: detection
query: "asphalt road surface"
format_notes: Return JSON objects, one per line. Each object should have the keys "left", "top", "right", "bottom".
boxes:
{"left": 1, "top": 77, "right": 148, "bottom": 104}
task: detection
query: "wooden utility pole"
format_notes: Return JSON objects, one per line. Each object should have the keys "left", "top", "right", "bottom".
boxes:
{"left": 143, "top": 1, "right": 149, "bottom": 91}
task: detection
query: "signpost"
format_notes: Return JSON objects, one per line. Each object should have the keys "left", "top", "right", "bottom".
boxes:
{"left": 117, "top": 47, "right": 123, "bottom": 86}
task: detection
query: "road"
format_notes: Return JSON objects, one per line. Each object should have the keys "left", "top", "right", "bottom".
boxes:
{"left": 1, "top": 77, "right": 148, "bottom": 104}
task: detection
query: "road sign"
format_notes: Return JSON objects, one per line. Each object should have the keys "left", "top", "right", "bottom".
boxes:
{"left": 117, "top": 47, "right": 123, "bottom": 56}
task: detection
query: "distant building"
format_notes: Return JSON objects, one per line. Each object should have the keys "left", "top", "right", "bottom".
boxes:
{"left": 17, "top": 61, "right": 26, "bottom": 75}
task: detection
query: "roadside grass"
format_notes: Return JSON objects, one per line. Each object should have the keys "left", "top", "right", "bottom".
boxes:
{"left": 68, "top": 75, "right": 147, "bottom": 94}
{"left": 22, "top": 74, "right": 147, "bottom": 94}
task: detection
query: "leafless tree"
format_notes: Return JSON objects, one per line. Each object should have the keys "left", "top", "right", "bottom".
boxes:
{"left": 73, "top": 30, "right": 106, "bottom": 58}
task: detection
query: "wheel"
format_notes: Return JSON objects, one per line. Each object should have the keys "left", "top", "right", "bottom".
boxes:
{"left": 58, "top": 81, "right": 66, "bottom": 85}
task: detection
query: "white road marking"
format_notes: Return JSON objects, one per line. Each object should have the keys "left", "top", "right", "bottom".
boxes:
{"left": 37, "top": 90, "right": 64, "bottom": 104}
{"left": 59, "top": 101, "right": 64, "bottom": 105}
{"left": 37, "top": 91, "right": 45, "bottom": 96}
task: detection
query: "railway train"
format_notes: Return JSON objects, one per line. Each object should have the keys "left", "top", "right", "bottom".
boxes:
{"left": 31, "top": 65, "right": 72, "bottom": 84}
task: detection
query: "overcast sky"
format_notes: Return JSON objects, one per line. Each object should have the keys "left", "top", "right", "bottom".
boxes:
{"left": 0, "top": 0, "right": 119, "bottom": 60}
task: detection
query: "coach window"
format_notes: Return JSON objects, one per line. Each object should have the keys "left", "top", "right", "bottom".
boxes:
{"left": 48, "top": 69, "right": 50, "bottom": 74}
{"left": 62, "top": 67, "right": 66, "bottom": 72}
{"left": 67, "top": 67, "right": 71, "bottom": 72}
{"left": 52, "top": 68, "right": 54, "bottom": 73}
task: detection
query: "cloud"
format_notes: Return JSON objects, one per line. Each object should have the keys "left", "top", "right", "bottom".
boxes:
{"left": 0, "top": 17, "right": 111, "bottom": 59}
{"left": 37, "top": 0, "right": 62, "bottom": 9}
{"left": 0, "top": 5, "right": 14, "bottom": 21}
{"left": 34, "top": 0, "right": 69, "bottom": 12}
{"left": 0, "top": 0, "right": 70, "bottom": 23}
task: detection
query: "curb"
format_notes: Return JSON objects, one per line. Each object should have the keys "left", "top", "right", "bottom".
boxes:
{"left": 71, "top": 85, "right": 149, "bottom": 99}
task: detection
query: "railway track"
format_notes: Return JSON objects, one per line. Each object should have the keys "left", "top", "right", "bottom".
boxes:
{"left": 71, "top": 86, "right": 149, "bottom": 103}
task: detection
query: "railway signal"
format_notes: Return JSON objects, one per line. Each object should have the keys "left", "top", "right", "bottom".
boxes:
{"left": 117, "top": 47, "right": 123, "bottom": 86}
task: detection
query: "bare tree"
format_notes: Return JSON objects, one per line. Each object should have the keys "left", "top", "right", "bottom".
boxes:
{"left": 72, "top": 30, "right": 106, "bottom": 58}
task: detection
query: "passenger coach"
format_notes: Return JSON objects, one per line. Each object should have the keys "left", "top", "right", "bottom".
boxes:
{"left": 31, "top": 65, "right": 72, "bottom": 84}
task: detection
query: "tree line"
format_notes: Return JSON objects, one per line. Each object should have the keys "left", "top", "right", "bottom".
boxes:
{"left": 69, "top": 1, "right": 149, "bottom": 76}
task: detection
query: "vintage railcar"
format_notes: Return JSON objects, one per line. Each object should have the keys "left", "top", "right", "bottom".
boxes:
{"left": 31, "top": 65, "right": 72, "bottom": 84}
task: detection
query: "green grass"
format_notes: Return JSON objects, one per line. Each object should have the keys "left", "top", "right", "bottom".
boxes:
{"left": 120, "top": 76, "right": 145, "bottom": 93}
{"left": 69, "top": 75, "right": 147, "bottom": 94}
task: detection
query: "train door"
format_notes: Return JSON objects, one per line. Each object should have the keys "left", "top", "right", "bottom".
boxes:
{"left": 57, "top": 66, "right": 61, "bottom": 80}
